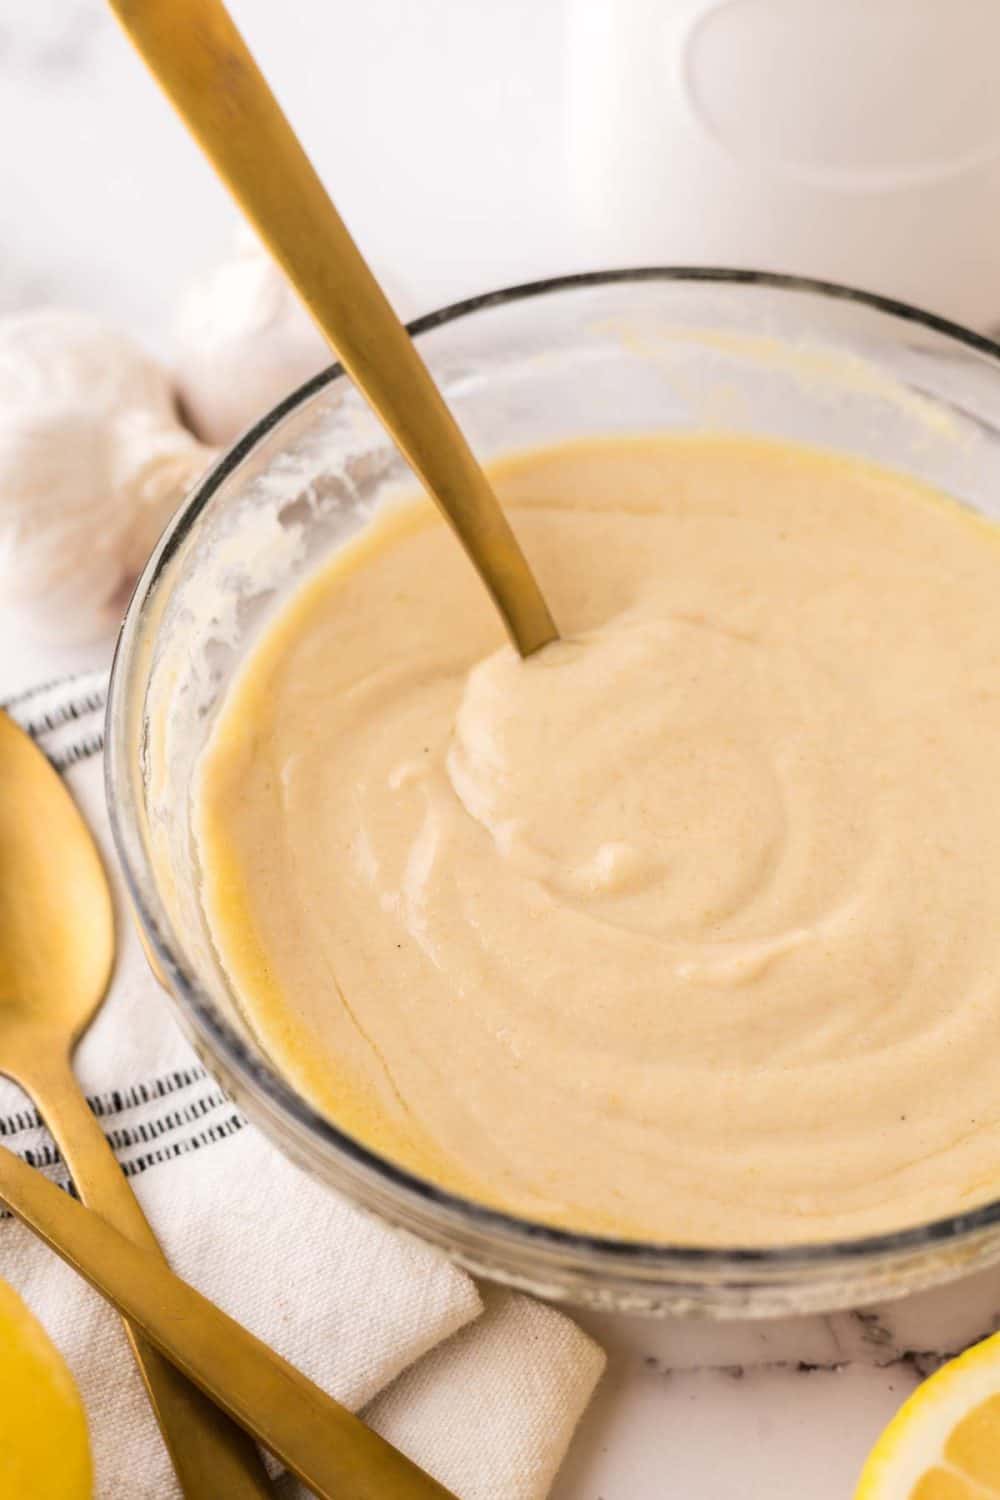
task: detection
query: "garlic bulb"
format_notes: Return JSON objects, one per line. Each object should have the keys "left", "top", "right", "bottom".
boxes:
{"left": 171, "top": 226, "right": 415, "bottom": 445}
{"left": 171, "top": 226, "right": 332, "bottom": 445}
{"left": 0, "top": 308, "right": 217, "bottom": 642}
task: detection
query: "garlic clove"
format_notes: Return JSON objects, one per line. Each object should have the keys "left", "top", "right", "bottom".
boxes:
{"left": 171, "top": 225, "right": 416, "bottom": 446}
{"left": 109, "top": 410, "right": 219, "bottom": 583}
{"left": 171, "top": 228, "right": 331, "bottom": 445}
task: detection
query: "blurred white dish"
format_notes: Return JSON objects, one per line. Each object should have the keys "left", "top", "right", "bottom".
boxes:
{"left": 567, "top": 0, "right": 1000, "bottom": 327}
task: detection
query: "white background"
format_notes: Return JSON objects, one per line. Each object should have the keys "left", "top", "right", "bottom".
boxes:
{"left": 0, "top": 0, "right": 581, "bottom": 342}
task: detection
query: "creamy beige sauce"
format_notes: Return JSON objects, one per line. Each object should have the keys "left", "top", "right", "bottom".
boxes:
{"left": 196, "top": 434, "right": 1000, "bottom": 1245}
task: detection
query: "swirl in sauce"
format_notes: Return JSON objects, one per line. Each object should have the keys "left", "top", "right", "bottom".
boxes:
{"left": 196, "top": 435, "right": 1000, "bottom": 1244}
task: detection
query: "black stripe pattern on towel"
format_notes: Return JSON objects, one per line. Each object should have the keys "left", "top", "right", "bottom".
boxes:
{"left": 0, "top": 670, "right": 249, "bottom": 1201}
{"left": 4, "top": 668, "right": 108, "bottom": 771}
{"left": 0, "top": 1069, "right": 246, "bottom": 1212}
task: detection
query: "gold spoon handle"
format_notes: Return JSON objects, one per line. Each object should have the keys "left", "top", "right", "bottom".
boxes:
{"left": 109, "top": 0, "right": 558, "bottom": 658}
{"left": 0, "top": 1142, "right": 456, "bottom": 1500}
{"left": 21, "top": 1044, "right": 272, "bottom": 1498}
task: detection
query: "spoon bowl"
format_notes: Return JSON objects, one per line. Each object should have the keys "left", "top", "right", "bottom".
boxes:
{"left": 0, "top": 712, "right": 112, "bottom": 1040}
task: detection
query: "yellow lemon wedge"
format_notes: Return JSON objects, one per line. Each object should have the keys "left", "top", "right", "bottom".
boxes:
{"left": 856, "top": 1330, "right": 1000, "bottom": 1499}
{"left": 0, "top": 1275, "right": 92, "bottom": 1499}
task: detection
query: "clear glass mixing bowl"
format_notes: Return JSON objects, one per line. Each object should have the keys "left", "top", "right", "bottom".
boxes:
{"left": 107, "top": 270, "right": 1000, "bottom": 1316}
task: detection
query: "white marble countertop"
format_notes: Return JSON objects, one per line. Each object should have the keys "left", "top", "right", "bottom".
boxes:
{"left": 4, "top": 4, "right": 999, "bottom": 1496}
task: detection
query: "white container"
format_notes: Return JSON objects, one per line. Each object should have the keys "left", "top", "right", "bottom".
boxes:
{"left": 567, "top": 0, "right": 1000, "bottom": 328}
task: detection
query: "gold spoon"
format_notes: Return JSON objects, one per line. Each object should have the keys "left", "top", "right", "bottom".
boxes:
{"left": 0, "top": 1143, "right": 455, "bottom": 1499}
{"left": 0, "top": 712, "right": 272, "bottom": 1496}
{"left": 110, "top": 0, "right": 559, "bottom": 660}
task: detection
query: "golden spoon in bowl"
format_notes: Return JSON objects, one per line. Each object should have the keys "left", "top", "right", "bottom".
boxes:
{"left": 109, "top": 0, "right": 559, "bottom": 659}
{"left": 0, "top": 711, "right": 272, "bottom": 1496}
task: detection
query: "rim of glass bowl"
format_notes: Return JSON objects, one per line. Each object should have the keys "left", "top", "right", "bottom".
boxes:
{"left": 106, "top": 267, "right": 1000, "bottom": 1280}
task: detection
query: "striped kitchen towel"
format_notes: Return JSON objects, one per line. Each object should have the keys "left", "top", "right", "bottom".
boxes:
{"left": 1, "top": 671, "right": 604, "bottom": 1500}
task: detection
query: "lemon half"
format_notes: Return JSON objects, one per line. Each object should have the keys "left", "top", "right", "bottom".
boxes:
{"left": 0, "top": 1276, "right": 92, "bottom": 1499}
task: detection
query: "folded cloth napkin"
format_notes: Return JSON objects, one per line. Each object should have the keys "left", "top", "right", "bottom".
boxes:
{"left": 1, "top": 670, "right": 605, "bottom": 1500}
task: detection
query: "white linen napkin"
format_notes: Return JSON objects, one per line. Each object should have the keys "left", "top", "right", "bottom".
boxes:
{"left": 1, "top": 671, "right": 605, "bottom": 1500}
